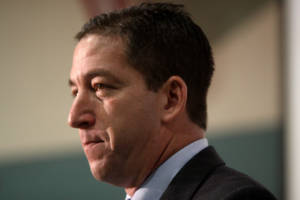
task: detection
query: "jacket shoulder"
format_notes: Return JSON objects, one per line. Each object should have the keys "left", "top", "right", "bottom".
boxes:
{"left": 193, "top": 165, "right": 277, "bottom": 200}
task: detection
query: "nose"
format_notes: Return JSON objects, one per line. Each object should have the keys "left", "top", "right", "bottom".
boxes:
{"left": 68, "top": 93, "right": 96, "bottom": 129}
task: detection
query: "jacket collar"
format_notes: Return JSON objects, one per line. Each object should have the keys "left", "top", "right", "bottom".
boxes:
{"left": 160, "top": 146, "right": 225, "bottom": 200}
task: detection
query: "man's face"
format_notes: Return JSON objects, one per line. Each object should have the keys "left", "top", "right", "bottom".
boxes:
{"left": 68, "top": 35, "right": 163, "bottom": 186}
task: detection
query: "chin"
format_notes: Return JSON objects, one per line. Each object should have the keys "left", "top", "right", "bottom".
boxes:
{"left": 89, "top": 159, "right": 106, "bottom": 181}
{"left": 89, "top": 160, "right": 132, "bottom": 187}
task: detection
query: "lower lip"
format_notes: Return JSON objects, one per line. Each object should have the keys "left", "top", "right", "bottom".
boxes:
{"left": 84, "top": 142, "right": 105, "bottom": 151}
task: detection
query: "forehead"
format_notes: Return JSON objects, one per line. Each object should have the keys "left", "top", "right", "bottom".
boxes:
{"left": 73, "top": 34, "right": 126, "bottom": 66}
{"left": 70, "top": 34, "right": 145, "bottom": 86}
{"left": 71, "top": 34, "right": 126, "bottom": 74}
{"left": 76, "top": 34, "right": 125, "bottom": 56}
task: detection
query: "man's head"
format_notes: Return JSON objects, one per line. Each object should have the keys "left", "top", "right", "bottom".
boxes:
{"left": 68, "top": 2, "right": 214, "bottom": 190}
{"left": 76, "top": 2, "right": 214, "bottom": 130}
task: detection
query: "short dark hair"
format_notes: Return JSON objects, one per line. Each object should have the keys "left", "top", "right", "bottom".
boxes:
{"left": 76, "top": 3, "right": 214, "bottom": 130}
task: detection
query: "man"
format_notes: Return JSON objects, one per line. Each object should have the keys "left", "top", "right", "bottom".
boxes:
{"left": 68, "top": 2, "right": 277, "bottom": 200}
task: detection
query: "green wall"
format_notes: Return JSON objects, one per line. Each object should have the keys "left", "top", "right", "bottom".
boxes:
{"left": 0, "top": 124, "right": 281, "bottom": 199}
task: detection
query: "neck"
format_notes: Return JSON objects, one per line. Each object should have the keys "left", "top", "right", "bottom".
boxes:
{"left": 125, "top": 121, "right": 205, "bottom": 197}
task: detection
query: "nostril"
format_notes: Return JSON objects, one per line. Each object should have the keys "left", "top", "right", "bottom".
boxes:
{"left": 71, "top": 112, "right": 96, "bottom": 129}
{"left": 78, "top": 121, "right": 94, "bottom": 129}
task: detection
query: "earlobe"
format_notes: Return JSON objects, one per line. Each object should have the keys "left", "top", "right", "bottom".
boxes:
{"left": 161, "top": 76, "right": 187, "bottom": 123}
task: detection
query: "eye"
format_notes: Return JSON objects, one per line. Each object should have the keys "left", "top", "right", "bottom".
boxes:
{"left": 93, "top": 83, "right": 110, "bottom": 91}
{"left": 71, "top": 88, "right": 78, "bottom": 97}
{"left": 92, "top": 82, "right": 116, "bottom": 98}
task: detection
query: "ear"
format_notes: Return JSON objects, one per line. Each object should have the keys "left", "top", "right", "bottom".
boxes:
{"left": 160, "top": 76, "right": 187, "bottom": 124}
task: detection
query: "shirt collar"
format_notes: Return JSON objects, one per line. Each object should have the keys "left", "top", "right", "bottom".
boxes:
{"left": 125, "top": 138, "right": 208, "bottom": 200}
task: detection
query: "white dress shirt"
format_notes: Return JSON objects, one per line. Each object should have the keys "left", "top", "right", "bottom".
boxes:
{"left": 125, "top": 138, "right": 208, "bottom": 200}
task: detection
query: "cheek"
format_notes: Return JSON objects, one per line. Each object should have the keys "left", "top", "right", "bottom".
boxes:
{"left": 104, "top": 95, "right": 160, "bottom": 150}
{"left": 106, "top": 94, "right": 159, "bottom": 128}
{"left": 103, "top": 96, "right": 145, "bottom": 123}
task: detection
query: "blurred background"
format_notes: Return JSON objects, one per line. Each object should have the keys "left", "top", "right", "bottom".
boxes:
{"left": 0, "top": 0, "right": 288, "bottom": 199}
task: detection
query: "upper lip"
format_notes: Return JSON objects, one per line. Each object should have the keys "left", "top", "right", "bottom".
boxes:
{"left": 80, "top": 130, "right": 105, "bottom": 146}
{"left": 83, "top": 137, "right": 104, "bottom": 146}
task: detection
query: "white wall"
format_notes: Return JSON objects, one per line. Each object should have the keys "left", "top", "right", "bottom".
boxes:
{"left": 0, "top": 0, "right": 85, "bottom": 162}
{"left": 0, "top": 0, "right": 280, "bottom": 163}
{"left": 208, "top": 1, "right": 280, "bottom": 133}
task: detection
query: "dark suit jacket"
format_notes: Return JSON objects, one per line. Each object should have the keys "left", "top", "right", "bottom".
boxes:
{"left": 160, "top": 146, "right": 277, "bottom": 200}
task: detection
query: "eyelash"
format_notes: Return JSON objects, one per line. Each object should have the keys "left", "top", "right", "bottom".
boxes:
{"left": 70, "top": 83, "right": 113, "bottom": 98}
{"left": 93, "top": 83, "right": 110, "bottom": 91}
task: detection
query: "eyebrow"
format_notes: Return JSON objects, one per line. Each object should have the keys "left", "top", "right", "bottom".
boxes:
{"left": 68, "top": 69, "right": 123, "bottom": 87}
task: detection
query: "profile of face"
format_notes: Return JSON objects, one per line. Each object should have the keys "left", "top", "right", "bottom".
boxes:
{"left": 68, "top": 34, "right": 165, "bottom": 187}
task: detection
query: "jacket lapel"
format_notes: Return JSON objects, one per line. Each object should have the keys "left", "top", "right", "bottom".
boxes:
{"left": 160, "top": 146, "right": 225, "bottom": 200}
